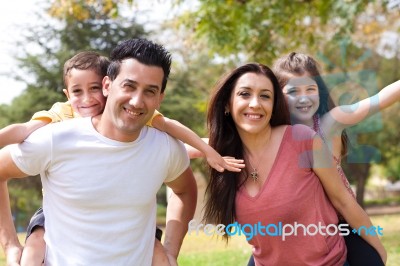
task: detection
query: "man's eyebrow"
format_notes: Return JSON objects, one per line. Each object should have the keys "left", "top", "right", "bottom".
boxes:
{"left": 121, "top": 79, "right": 161, "bottom": 90}
{"left": 120, "top": 78, "right": 136, "bottom": 85}
{"left": 147, "top": 84, "right": 161, "bottom": 91}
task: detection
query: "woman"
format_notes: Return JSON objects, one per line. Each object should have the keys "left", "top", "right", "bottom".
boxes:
{"left": 204, "top": 63, "right": 386, "bottom": 265}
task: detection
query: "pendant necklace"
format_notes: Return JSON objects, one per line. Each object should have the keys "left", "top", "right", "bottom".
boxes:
{"left": 246, "top": 154, "right": 264, "bottom": 182}
{"left": 244, "top": 133, "right": 271, "bottom": 182}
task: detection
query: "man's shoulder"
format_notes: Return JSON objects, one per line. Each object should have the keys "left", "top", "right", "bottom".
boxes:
{"left": 50, "top": 116, "right": 88, "bottom": 128}
{"left": 37, "top": 117, "right": 90, "bottom": 138}
{"left": 144, "top": 127, "right": 184, "bottom": 146}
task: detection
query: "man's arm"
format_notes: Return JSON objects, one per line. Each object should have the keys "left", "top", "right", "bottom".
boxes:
{"left": 163, "top": 167, "right": 197, "bottom": 266}
{"left": 0, "top": 147, "right": 29, "bottom": 265}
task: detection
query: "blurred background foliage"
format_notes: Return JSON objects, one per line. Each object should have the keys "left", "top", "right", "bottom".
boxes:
{"left": 0, "top": 0, "right": 399, "bottom": 228}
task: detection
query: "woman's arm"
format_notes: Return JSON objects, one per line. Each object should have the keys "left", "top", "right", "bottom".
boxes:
{"left": 0, "top": 120, "right": 49, "bottom": 147}
{"left": 312, "top": 136, "right": 387, "bottom": 264}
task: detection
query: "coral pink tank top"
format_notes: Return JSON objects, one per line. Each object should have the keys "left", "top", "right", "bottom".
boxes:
{"left": 235, "top": 125, "right": 346, "bottom": 266}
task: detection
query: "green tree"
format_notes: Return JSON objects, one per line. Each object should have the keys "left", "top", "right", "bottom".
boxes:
{"left": 175, "top": 0, "right": 388, "bottom": 63}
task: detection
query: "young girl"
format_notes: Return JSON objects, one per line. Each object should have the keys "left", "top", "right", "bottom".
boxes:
{"left": 271, "top": 52, "right": 399, "bottom": 265}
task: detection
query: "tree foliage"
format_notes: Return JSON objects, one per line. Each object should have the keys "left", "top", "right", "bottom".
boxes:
{"left": 48, "top": 0, "right": 125, "bottom": 20}
{"left": 175, "top": 0, "right": 398, "bottom": 63}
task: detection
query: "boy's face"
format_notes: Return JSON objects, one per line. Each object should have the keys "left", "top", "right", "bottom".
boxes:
{"left": 63, "top": 69, "right": 106, "bottom": 117}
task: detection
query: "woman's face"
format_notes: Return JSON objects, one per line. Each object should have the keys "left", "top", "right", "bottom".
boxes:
{"left": 228, "top": 72, "right": 274, "bottom": 136}
{"left": 282, "top": 73, "right": 319, "bottom": 127}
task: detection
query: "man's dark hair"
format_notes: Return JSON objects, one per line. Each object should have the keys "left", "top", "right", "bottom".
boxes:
{"left": 107, "top": 38, "right": 172, "bottom": 92}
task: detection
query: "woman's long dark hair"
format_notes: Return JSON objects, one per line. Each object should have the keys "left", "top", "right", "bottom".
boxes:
{"left": 204, "top": 63, "right": 290, "bottom": 241}
{"left": 273, "top": 52, "right": 349, "bottom": 156}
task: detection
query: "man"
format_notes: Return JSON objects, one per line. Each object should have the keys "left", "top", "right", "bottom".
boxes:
{"left": 0, "top": 38, "right": 197, "bottom": 265}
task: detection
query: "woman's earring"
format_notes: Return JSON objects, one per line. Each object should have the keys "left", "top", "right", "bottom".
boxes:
{"left": 224, "top": 111, "right": 230, "bottom": 116}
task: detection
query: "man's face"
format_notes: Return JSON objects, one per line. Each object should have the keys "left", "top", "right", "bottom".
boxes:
{"left": 101, "top": 58, "right": 165, "bottom": 141}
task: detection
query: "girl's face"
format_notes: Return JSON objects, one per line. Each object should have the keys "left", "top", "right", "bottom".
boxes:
{"left": 282, "top": 73, "right": 319, "bottom": 127}
{"left": 228, "top": 73, "right": 274, "bottom": 136}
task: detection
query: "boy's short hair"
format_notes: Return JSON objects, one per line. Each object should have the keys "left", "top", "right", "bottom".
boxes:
{"left": 107, "top": 38, "right": 172, "bottom": 93}
{"left": 63, "top": 51, "right": 110, "bottom": 87}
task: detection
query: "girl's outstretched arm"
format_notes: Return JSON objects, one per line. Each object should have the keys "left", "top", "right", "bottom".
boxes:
{"left": 0, "top": 120, "right": 49, "bottom": 147}
{"left": 323, "top": 80, "right": 400, "bottom": 135}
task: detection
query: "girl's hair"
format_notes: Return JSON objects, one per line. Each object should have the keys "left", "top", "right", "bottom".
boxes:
{"left": 204, "top": 63, "right": 290, "bottom": 241}
{"left": 272, "top": 52, "right": 349, "bottom": 156}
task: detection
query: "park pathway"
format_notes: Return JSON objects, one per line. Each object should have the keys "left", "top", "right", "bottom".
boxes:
{"left": 365, "top": 204, "right": 400, "bottom": 216}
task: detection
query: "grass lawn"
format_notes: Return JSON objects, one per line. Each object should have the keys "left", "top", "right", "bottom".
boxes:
{"left": 1, "top": 214, "right": 399, "bottom": 266}
{"left": 370, "top": 214, "right": 400, "bottom": 266}
{"left": 178, "top": 214, "right": 400, "bottom": 266}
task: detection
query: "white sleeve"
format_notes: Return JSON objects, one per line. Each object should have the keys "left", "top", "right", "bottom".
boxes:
{"left": 164, "top": 137, "right": 190, "bottom": 183}
{"left": 9, "top": 125, "right": 52, "bottom": 176}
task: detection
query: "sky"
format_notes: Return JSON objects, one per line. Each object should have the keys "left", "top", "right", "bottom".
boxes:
{"left": 0, "top": 0, "right": 44, "bottom": 105}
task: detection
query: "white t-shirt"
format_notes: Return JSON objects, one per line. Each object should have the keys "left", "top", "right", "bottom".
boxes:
{"left": 10, "top": 117, "right": 189, "bottom": 265}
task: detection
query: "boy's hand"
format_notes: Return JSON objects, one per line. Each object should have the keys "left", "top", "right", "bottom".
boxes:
{"left": 206, "top": 147, "right": 245, "bottom": 173}
{"left": 220, "top": 156, "right": 245, "bottom": 172}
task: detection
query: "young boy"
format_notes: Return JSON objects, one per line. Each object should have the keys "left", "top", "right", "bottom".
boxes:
{"left": 0, "top": 51, "right": 243, "bottom": 266}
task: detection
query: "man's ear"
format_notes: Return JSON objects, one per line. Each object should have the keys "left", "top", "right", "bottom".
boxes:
{"left": 157, "top": 92, "right": 165, "bottom": 109}
{"left": 63, "top": 89, "right": 70, "bottom": 100}
{"left": 102, "top": 76, "right": 111, "bottom": 97}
